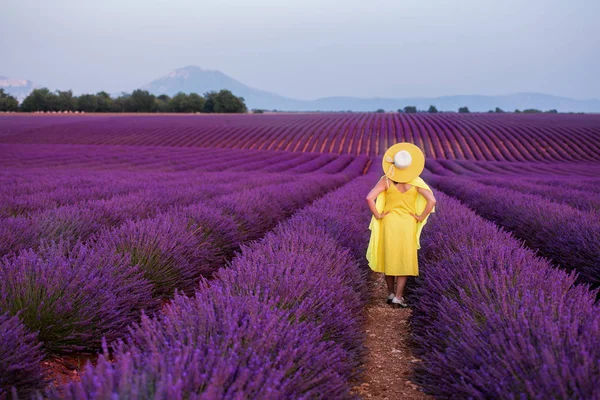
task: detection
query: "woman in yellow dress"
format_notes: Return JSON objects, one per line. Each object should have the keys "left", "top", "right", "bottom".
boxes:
{"left": 365, "top": 143, "right": 437, "bottom": 308}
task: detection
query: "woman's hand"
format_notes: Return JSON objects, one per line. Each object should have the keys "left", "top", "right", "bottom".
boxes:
{"left": 409, "top": 212, "right": 425, "bottom": 222}
{"left": 375, "top": 211, "right": 390, "bottom": 220}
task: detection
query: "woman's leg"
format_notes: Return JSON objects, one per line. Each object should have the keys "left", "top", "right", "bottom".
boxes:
{"left": 395, "top": 276, "right": 408, "bottom": 299}
{"left": 385, "top": 275, "right": 395, "bottom": 294}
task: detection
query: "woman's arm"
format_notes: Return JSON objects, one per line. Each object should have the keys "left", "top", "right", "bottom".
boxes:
{"left": 366, "top": 177, "right": 389, "bottom": 219}
{"left": 411, "top": 187, "right": 437, "bottom": 222}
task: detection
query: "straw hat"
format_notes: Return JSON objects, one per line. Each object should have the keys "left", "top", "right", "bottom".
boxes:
{"left": 382, "top": 142, "right": 425, "bottom": 182}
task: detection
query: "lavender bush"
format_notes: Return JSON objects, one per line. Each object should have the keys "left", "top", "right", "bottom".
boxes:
{"left": 215, "top": 221, "right": 366, "bottom": 368}
{"left": 424, "top": 172, "right": 600, "bottom": 287}
{"left": 410, "top": 191, "right": 600, "bottom": 399}
{"left": 0, "top": 240, "right": 156, "bottom": 354}
{"left": 95, "top": 212, "right": 218, "bottom": 298}
{"left": 475, "top": 175, "right": 600, "bottom": 212}
{"left": 45, "top": 171, "right": 376, "bottom": 399}
{"left": 49, "top": 286, "right": 353, "bottom": 399}
{"left": 0, "top": 313, "right": 46, "bottom": 398}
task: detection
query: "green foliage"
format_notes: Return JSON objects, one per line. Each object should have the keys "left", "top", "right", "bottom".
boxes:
{"left": 77, "top": 94, "right": 98, "bottom": 112}
{"left": 0, "top": 89, "right": 19, "bottom": 112}
{"left": 375, "top": 108, "right": 385, "bottom": 113}
{"left": 523, "top": 109, "right": 542, "bottom": 113}
{"left": 403, "top": 106, "right": 417, "bottom": 113}
{"left": 20, "top": 88, "right": 56, "bottom": 112}
{"left": 252, "top": 109, "right": 265, "bottom": 114}
{"left": 96, "top": 91, "right": 113, "bottom": 112}
{"left": 204, "top": 90, "right": 247, "bottom": 113}
{"left": 55, "top": 90, "right": 77, "bottom": 111}
{"left": 514, "top": 109, "right": 521, "bottom": 113}
{"left": 397, "top": 108, "right": 403, "bottom": 113}
{"left": 458, "top": 106, "right": 470, "bottom": 113}
{"left": 17, "top": 87, "right": 245, "bottom": 114}
{"left": 495, "top": 107, "right": 504, "bottom": 113}
{"left": 214, "top": 90, "right": 247, "bottom": 113}
{"left": 428, "top": 105, "right": 438, "bottom": 113}
{"left": 155, "top": 94, "right": 171, "bottom": 113}
{"left": 186, "top": 93, "right": 205, "bottom": 113}
{"left": 203, "top": 91, "right": 217, "bottom": 113}
{"left": 128, "top": 90, "right": 156, "bottom": 112}
{"left": 545, "top": 109, "right": 558, "bottom": 114}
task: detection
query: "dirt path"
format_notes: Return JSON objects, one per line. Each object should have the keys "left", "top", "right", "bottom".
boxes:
{"left": 352, "top": 272, "right": 430, "bottom": 399}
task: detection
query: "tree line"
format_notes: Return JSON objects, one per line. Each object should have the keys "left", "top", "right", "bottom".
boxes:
{"left": 394, "top": 105, "right": 560, "bottom": 113}
{"left": 0, "top": 88, "right": 247, "bottom": 113}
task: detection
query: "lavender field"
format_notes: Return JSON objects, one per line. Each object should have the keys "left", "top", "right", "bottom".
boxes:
{"left": 0, "top": 113, "right": 599, "bottom": 399}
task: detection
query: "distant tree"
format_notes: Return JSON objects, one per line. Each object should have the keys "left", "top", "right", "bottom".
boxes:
{"left": 185, "top": 93, "right": 205, "bottom": 113}
{"left": 428, "top": 105, "right": 438, "bottom": 113}
{"left": 546, "top": 109, "right": 558, "bottom": 114}
{"left": 376, "top": 108, "right": 385, "bottom": 113}
{"left": 397, "top": 108, "right": 403, "bottom": 113}
{"left": 495, "top": 107, "right": 504, "bottom": 113}
{"left": 458, "top": 106, "right": 470, "bottom": 113}
{"left": 77, "top": 94, "right": 98, "bottom": 112}
{"left": 215, "top": 90, "right": 247, "bottom": 113}
{"left": 128, "top": 90, "right": 156, "bottom": 112}
{"left": 20, "top": 88, "right": 57, "bottom": 112}
{"left": 96, "top": 92, "right": 113, "bottom": 112}
{"left": 204, "top": 90, "right": 246, "bottom": 113}
{"left": 154, "top": 94, "right": 171, "bottom": 113}
{"left": 55, "top": 90, "right": 77, "bottom": 111}
{"left": 111, "top": 93, "right": 131, "bottom": 112}
{"left": 168, "top": 92, "right": 187, "bottom": 112}
{"left": 203, "top": 91, "right": 217, "bottom": 113}
{"left": 523, "top": 109, "right": 541, "bottom": 113}
{"left": 153, "top": 94, "right": 170, "bottom": 113}
{"left": 0, "top": 89, "right": 19, "bottom": 112}
{"left": 487, "top": 110, "right": 494, "bottom": 113}
{"left": 403, "top": 106, "right": 417, "bottom": 113}
{"left": 252, "top": 109, "right": 265, "bottom": 114}
{"left": 514, "top": 109, "right": 521, "bottom": 113}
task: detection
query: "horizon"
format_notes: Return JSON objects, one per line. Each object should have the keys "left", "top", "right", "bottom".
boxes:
{"left": 2, "top": 65, "right": 599, "bottom": 102}
{"left": 2, "top": 0, "right": 599, "bottom": 101}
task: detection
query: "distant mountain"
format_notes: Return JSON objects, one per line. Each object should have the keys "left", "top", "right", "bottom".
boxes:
{"left": 0, "top": 76, "right": 38, "bottom": 102}
{"left": 140, "top": 66, "right": 302, "bottom": 110}
{"left": 4, "top": 67, "right": 599, "bottom": 112}
{"left": 141, "top": 66, "right": 600, "bottom": 112}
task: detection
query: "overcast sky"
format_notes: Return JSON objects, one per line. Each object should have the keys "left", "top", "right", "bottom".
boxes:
{"left": 1, "top": 0, "right": 599, "bottom": 99}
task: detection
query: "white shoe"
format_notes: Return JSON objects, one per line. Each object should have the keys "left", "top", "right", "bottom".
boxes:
{"left": 391, "top": 296, "right": 408, "bottom": 308}
{"left": 386, "top": 293, "right": 395, "bottom": 304}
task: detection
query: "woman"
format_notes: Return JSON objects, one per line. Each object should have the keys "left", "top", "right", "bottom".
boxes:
{"left": 365, "top": 143, "right": 436, "bottom": 308}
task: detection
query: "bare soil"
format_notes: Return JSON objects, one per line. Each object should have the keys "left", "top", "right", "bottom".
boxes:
{"left": 351, "top": 272, "right": 430, "bottom": 399}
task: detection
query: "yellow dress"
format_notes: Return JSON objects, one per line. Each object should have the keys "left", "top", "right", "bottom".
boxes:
{"left": 366, "top": 176, "right": 435, "bottom": 276}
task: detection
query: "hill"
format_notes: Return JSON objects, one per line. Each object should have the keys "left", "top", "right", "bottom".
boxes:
{"left": 141, "top": 66, "right": 600, "bottom": 112}
{"left": 3, "top": 67, "right": 599, "bottom": 112}
{"left": 0, "top": 76, "right": 38, "bottom": 102}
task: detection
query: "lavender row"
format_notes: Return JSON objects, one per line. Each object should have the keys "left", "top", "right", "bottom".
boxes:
{"left": 409, "top": 191, "right": 599, "bottom": 399}
{"left": 0, "top": 173, "right": 294, "bottom": 257}
{"left": 43, "top": 174, "right": 376, "bottom": 399}
{"left": 0, "top": 170, "right": 249, "bottom": 218}
{"left": 523, "top": 176, "right": 600, "bottom": 194}
{"left": 1, "top": 113, "right": 599, "bottom": 161}
{"left": 0, "top": 174, "right": 347, "bottom": 370}
{"left": 426, "top": 158, "right": 600, "bottom": 178}
{"left": 0, "top": 143, "right": 369, "bottom": 176}
{"left": 475, "top": 176, "right": 600, "bottom": 212}
{"left": 424, "top": 172, "right": 600, "bottom": 287}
